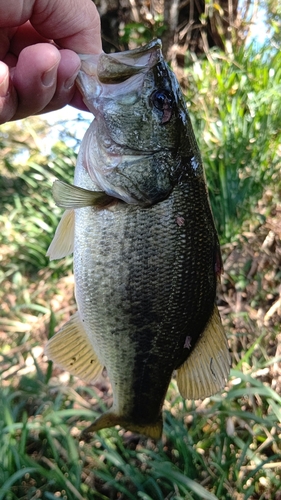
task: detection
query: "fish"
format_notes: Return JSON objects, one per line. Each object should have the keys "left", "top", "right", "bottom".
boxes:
{"left": 45, "top": 39, "right": 231, "bottom": 440}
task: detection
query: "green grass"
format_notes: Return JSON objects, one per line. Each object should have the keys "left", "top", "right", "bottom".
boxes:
{"left": 0, "top": 137, "right": 75, "bottom": 278}
{"left": 184, "top": 44, "right": 281, "bottom": 241}
{"left": 1, "top": 345, "right": 281, "bottom": 499}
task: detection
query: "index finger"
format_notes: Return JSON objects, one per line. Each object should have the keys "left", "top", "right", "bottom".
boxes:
{"left": 0, "top": 0, "right": 102, "bottom": 54}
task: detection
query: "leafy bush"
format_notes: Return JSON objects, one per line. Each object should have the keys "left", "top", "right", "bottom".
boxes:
{"left": 0, "top": 121, "right": 78, "bottom": 283}
{"left": 0, "top": 119, "right": 78, "bottom": 349}
{"left": 185, "top": 44, "right": 281, "bottom": 241}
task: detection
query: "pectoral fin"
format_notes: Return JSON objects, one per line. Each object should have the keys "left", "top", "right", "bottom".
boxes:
{"left": 82, "top": 412, "right": 163, "bottom": 440}
{"left": 52, "top": 179, "right": 114, "bottom": 209}
{"left": 46, "top": 209, "right": 74, "bottom": 260}
{"left": 176, "top": 305, "right": 231, "bottom": 400}
{"left": 45, "top": 312, "right": 103, "bottom": 383}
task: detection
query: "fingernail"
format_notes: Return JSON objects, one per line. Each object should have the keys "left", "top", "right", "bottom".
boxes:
{"left": 41, "top": 64, "right": 58, "bottom": 87}
{"left": 0, "top": 72, "right": 10, "bottom": 98}
{"left": 64, "top": 66, "right": 80, "bottom": 90}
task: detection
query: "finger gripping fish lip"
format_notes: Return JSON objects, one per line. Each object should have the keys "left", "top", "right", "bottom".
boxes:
{"left": 78, "top": 39, "right": 162, "bottom": 86}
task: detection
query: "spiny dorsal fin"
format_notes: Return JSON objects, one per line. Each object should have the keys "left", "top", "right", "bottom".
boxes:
{"left": 46, "top": 209, "right": 74, "bottom": 261}
{"left": 52, "top": 180, "right": 114, "bottom": 209}
{"left": 45, "top": 312, "right": 103, "bottom": 383}
{"left": 176, "top": 305, "right": 231, "bottom": 400}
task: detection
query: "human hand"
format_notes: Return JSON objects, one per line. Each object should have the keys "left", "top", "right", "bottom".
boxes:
{"left": 0, "top": 0, "right": 102, "bottom": 123}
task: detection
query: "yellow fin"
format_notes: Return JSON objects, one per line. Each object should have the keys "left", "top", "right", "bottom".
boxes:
{"left": 46, "top": 209, "right": 74, "bottom": 261}
{"left": 45, "top": 312, "right": 103, "bottom": 383}
{"left": 176, "top": 305, "right": 231, "bottom": 400}
{"left": 82, "top": 412, "right": 163, "bottom": 440}
{"left": 52, "top": 179, "right": 113, "bottom": 209}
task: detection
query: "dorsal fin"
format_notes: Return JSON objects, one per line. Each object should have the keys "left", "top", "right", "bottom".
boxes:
{"left": 176, "top": 305, "right": 231, "bottom": 400}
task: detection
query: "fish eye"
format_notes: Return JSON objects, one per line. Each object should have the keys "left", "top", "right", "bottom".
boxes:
{"left": 151, "top": 89, "right": 173, "bottom": 111}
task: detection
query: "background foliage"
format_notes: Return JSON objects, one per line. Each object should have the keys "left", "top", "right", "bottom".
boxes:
{"left": 186, "top": 44, "right": 281, "bottom": 240}
{"left": 0, "top": 1, "right": 281, "bottom": 499}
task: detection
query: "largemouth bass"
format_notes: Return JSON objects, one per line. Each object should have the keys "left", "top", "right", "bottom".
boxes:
{"left": 46, "top": 39, "right": 230, "bottom": 440}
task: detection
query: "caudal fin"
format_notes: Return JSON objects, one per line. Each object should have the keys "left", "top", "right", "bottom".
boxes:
{"left": 82, "top": 411, "right": 163, "bottom": 440}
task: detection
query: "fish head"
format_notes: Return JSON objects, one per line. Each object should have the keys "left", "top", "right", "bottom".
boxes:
{"left": 77, "top": 40, "right": 202, "bottom": 206}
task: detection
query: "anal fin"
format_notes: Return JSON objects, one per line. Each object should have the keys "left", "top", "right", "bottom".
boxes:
{"left": 46, "top": 209, "right": 74, "bottom": 260}
{"left": 45, "top": 312, "right": 103, "bottom": 383}
{"left": 176, "top": 305, "right": 231, "bottom": 400}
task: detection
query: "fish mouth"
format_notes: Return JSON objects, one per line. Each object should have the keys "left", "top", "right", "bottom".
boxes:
{"left": 78, "top": 39, "right": 162, "bottom": 85}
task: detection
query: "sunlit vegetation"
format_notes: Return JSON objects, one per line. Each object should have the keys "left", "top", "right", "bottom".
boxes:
{"left": 0, "top": 37, "right": 281, "bottom": 500}
{"left": 185, "top": 44, "right": 281, "bottom": 241}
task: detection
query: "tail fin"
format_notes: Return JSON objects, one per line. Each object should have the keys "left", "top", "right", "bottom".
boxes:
{"left": 82, "top": 411, "right": 163, "bottom": 440}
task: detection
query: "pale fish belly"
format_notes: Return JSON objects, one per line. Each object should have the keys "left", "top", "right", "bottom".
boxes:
{"left": 73, "top": 163, "right": 217, "bottom": 424}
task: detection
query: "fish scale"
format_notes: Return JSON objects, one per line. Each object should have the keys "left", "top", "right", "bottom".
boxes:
{"left": 73, "top": 164, "right": 217, "bottom": 425}
{"left": 45, "top": 39, "right": 230, "bottom": 439}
